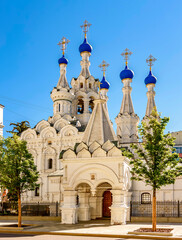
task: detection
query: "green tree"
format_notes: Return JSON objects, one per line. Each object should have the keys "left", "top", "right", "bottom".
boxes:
{"left": 7, "top": 121, "right": 30, "bottom": 136}
{"left": 0, "top": 135, "right": 39, "bottom": 227}
{"left": 7, "top": 190, "right": 18, "bottom": 214}
{"left": 124, "top": 110, "right": 182, "bottom": 231}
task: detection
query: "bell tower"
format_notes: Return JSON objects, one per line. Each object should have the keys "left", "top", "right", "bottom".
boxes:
{"left": 71, "top": 20, "right": 99, "bottom": 126}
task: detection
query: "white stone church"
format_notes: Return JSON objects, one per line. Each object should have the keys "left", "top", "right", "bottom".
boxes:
{"left": 21, "top": 21, "right": 182, "bottom": 224}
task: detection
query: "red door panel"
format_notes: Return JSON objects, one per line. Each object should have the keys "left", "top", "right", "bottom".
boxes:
{"left": 103, "top": 191, "right": 112, "bottom": 217}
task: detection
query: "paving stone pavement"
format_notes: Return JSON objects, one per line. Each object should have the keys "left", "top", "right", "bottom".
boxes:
{"left": 0, "top": 219, "right": 182, "bottom": 238}
{"left": 0, "top": 233, "right": 144, "bottom": 240}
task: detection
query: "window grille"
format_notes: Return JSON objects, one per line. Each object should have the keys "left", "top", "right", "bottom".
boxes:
{"left": 141, "top": 192, "right": 151, "bottom": 204}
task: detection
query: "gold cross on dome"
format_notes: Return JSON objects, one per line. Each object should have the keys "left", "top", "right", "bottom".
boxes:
{"left": 146, "top": 54, "right": 157, "bottom": 71}
{"left": 121, "top": 48, "right": 132, "bottom": 66}
{"left": 99, "top": 60, "right": 109, "bottom": 76}
{"left": 57, "top": 37, "right": 70, "bottom": 55}
{"left": 81, "top": 20, "right": 92, "bottom": 38}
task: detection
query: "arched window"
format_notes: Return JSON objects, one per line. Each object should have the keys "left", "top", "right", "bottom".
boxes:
{"left": 48, "top": 158, "right": 53, "bottom": 169}
{"left": 89, "top": 83, "right": 91, "bottom": 89}
{"left": 141, "top": 192, "right": 151, "bottom": 204}
{"left": 89, "top": 98, "right": 94, "bottom": 113}
{"left": 80, "top": 83, "right": 83, "bottom": 88}
{"left": 77, "top": 98, "right": 84, "bottom": 114}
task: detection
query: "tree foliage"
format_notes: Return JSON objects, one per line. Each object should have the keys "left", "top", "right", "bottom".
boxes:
{"left": 123, "top": 110, "right": 182, "bottom": 189}
{"left": 0, "top": 134, "right": 39, "bottom": 194}
{"left": 7, "top": 121, "right": 30, "bottom": 136}
{"left": 122, "top": 110, "right": 182, "bottom": 231}
{"left": 0, "top": 134, "right": 39, "bottom": 226}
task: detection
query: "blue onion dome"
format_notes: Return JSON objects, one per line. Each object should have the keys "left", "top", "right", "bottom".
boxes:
{"left": 120, "top": 65, "right": 134, "bottom": 80}
{"left": 79, "top": 38, "right": 92, "bottom": 54}
{"left": 144, "top": 71, "right": 157, "bottom": 85}
{"left": 100, "top": 76, "right": 110, "bottom": 90}
{"left": 58, "top": 55, "right": 68, "bottom": 65}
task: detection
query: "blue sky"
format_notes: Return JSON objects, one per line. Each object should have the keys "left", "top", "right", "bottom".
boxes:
{"left": 0, "top": 0, "right": 182, "bottom": 137}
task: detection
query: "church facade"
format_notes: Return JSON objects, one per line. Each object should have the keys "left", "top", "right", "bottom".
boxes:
{"left": 21, "top": 21, "right": 182, "bottom": 224}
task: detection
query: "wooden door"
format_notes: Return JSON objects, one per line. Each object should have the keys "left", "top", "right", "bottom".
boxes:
{"left": 102, "top": 191, "right": 112, "bottom": 217}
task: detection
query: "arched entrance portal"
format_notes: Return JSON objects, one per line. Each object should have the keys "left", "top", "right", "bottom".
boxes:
{"left": 96, "top": 182, "right": 112, "bottom": 219}
{"left": 103, "top": 191, "right": 112, "bottom": 217}
{"left": 74, "top": 181, "right": 113, "bottom": 221}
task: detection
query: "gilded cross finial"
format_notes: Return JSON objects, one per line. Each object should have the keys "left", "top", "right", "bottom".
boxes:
{"left": 146, "top": 54, "right": 157, "bottom": 71}
{"left": 99, "top": 60, "right": 109, "bottom": 77}
{"left": 57, "top": 37, "right": 70, "bottom": 55}
{"left": 121, "top": 48, "right": 132, "bottom": 66}
{"left": 81, "top": 20, "right": 92, "bottom": 38}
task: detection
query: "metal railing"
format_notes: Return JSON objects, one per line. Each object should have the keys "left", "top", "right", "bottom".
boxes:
{"left": 0, "top": 201, "right": 60, "bottom": 217}
{"left": 130, "top": 201, "right": 182, "bottom": 217}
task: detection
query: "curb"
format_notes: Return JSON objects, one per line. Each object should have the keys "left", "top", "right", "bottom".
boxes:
{"left": 0, "top": 230, "right": 182, "bottom": 239}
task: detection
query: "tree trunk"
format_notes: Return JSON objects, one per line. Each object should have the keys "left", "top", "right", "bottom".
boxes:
{"left": 152, "top": 188, "right": 156, "bottom": 232}
{"left": 18, "top": 190, "right": 21, "bottom": 228}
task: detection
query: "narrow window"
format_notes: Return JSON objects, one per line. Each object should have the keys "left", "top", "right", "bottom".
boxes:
{"left": 77, "top": 98, "right": 84, "bottom": 114}
{"left": 80, "top": 83, "right": 83, "bottom": 88}
{"left": 89, "top": 83, "right": 91, "bottom": 88}
{"left": 89, "top": 98, "right": 94, "bottom": 113}
{"left": 35, "top": 187, "right": 40, "bottom": 197}
{"left": 141, "top": 192, "right": 151, "bottom": 204}
{"left": 48, "top": 158, "right": 53, "bottom": 169}
{"left": 59, "top": 104, "right": 60, "bottom": 112}
{"left": 76, "top": 195, "right": 79, "bottom": 206}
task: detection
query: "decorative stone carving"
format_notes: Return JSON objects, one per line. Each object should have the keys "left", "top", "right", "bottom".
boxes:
{"left": 76, "top": 142, "right": 88, "bottom": 153}
{"left": 102, "top": 140, "right": 115, "bottom": 152}
{"left": 77, "top": 148, "right": 91, "bottom": 158}
{"left": 92, "top": 147, "right": 106, "bottom": 157}
{"left": 107, "top": 146, "right": 122, "bottom": 157}
{"left": 89, "top": 141, "right": 101, "bottom": 153}
{"left": 36, "top": 120, "right": 50, "bottom": 133}
{"left": 63, "top": 149, "right": 76, "bottom": 159}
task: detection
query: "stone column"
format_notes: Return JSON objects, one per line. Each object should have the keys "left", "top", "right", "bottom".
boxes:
{"left": 72, "top": 99, "right": 77, "bottom": 116}
{"left": 61, "top": 190, "right": 78, "bottom": 224}
{"left": 83, "top": 98, "right": 90, "bottom": 113}
{"left": 78, "top": 192, "right": 91, "bottom": 221}
{"left": 96, "top": 196, "right": 103, "bottom": 218}
{"left": 83, "top": 98, "right": 91, "bottom": 125}
{"left": 110, "top": 190, "right": 128, "bottom": 225}
{"left": 89, "top": 196, "right": 97, "bottom": 219}
{"left": 125, "top": 191, "right": 132, "bottom": 222}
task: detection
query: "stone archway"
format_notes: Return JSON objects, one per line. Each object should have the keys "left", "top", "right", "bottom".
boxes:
{"left": 96, "top": 182, "right": 112, "bottom": 219}
{"left": 73, "top": 181, "right": 113, "bottom": 221}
